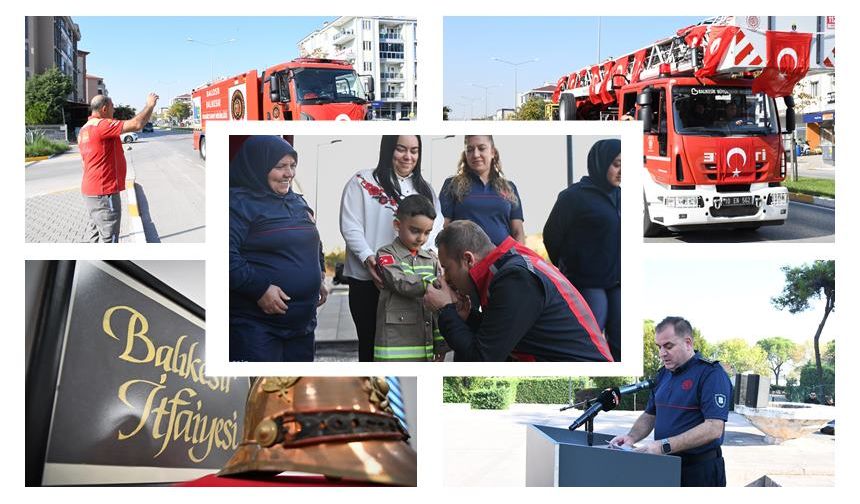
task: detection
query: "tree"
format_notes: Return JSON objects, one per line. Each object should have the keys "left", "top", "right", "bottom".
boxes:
{"left": 714, "top": 339, "right": 769, "bottom": 376}
{"left": 515, "top": 97, "right": 547, "bottom": 120}
{"left": 643, "top": 319, "right": 660, "bottom": 378}
{"left": 822, "top": 340, "right": 835, "bottom": 367}
{"left": 113, "top": 104, "right": 136, "bottom": 120}
{"left": 443, "top": 106, "right": 451, "bottom": 121}
{"left": 756, "top": 337, "right": 799, "bottom": 386}
{"left": 772, "top": 260, "right": 835, "bottom": 384}
{"left": 25, "top": 67, "right": 73, "bottom": 124}
{"left": 168, "top": 101, "right": 192, "bottom": 123}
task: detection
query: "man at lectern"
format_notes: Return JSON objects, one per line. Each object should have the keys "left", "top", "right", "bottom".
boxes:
{"left": 609, "top": 316, "right": 732, "bottom": 486}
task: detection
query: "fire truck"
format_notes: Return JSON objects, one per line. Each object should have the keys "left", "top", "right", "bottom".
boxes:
{"left": 191, "top": 58, "right": 374, "bottom": 159}
{"left": 550, "top": 16, "right": 835, "bottom": 236}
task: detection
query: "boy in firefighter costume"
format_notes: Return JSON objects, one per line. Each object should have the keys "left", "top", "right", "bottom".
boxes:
{"left": 374, "top": 195, "right": 449, "bottom": 361}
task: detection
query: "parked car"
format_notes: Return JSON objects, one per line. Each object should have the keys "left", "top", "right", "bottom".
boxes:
{"left": 142, "top": 122, "right": 154, "bottom": 133}
{"left": 121, "top": 132, "right": 139, "bottom": 144}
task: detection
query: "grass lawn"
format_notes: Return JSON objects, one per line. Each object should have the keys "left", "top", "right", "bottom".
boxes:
{"left": 25, "top": 137, "right": 70, "bottom": 158}
{"left": 783, "top": 177, "right": 835, "bottom": 199}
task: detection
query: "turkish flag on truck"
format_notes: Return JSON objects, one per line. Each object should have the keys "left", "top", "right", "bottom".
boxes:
{"left": 695, "top": 26, "right": 739, "bottom": 79}
{"left": 752, "top": 31, "right": 813, "bottom": 97}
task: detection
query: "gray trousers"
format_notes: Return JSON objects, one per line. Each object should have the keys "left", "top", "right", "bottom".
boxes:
{"left": 83, "top": 193, "right": 121, "bottom": 243}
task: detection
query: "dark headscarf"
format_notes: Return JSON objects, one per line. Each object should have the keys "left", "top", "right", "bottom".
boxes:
{"left": 586, "top": 138, "right": 621, "bottom": 192}
{"left": 229, "top": 136, "right": 298, "bottom": 194}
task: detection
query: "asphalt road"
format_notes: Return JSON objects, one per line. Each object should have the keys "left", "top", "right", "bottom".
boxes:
{"left": 644, "top": 200, "right": 835, "bottom": 243}
{"left": 25, "top": 130, "right": 205, "bottom": 243}
{"left": 127, "top": 131, "right": 205, "bottom": 242}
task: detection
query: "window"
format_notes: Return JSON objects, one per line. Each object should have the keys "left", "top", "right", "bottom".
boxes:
{"left": 363, "top": 41, "right": 372, "bottom": 51}
{"left": 810, "top": 81, "right": 819, "bottom": 97}
{"left": 363, "top": 20, "right": 372, "bottom": 30}
{"left": 364, "top": 62, "right": 372, "bottom": 72}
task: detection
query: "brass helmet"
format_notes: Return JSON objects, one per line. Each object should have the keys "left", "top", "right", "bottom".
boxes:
{"left": 219, "top": 377, "right": 417, "bottom": 486}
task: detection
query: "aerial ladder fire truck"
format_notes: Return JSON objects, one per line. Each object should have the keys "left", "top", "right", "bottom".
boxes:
{"left": 550, "top": 16, "right": 835, "bottom": 236}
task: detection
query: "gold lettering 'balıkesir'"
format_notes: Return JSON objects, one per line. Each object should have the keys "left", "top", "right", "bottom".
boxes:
{"left": 117, "top": 373, "right": 240, "bottom": 463}
{"left": 102, "top": 305, "right": 231, "bottom": 394}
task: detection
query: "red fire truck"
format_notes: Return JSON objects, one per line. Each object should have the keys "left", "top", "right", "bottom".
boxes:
{"left": 191, "top": 58, "right": 374, "bottom": 159}
{"left": 551, "top": 16, "right": 835, "bottom": 236}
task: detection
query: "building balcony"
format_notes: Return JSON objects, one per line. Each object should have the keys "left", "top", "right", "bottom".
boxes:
{"left": 381, "top": 92, "right": 406, "bottom": 100}
{"left": 827, "top": 91, "right": 835, "bottom": 104}
{"left": 379, "top": 52, "right": 404, "bottom": 61}
{"left": 334, "top": 49, "right": 356, "bottom": 61}
{"left": 380, "top": 72, "right": 405, "bottom": 80}
{"left": 379, "top": 33, "right": 403, "bottom": 42}
{"left": 333, "top": 29, "right": 355, "bottom": 43}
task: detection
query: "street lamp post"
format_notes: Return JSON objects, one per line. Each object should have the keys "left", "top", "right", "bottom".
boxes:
{"left": 316, "top": 139, "right": 342, "bottom": 217}
{"left": 186, "top": 37, "right": 237, "bottom": 83}
{"left": 471, "top": 83, "right": 501, "bottom": 120}
{"left": 460, "top": 96, "right": 480, "bottom": 121}
{"left": 491, "top": 57, "right": 539, "bottom": 114}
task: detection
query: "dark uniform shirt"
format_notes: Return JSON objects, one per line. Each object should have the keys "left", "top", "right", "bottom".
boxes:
{"left": 645, "top": 353, "right": 732, "bottom": 455}
{"left": 439, "top": 172, "right": 523, "bottom": 246}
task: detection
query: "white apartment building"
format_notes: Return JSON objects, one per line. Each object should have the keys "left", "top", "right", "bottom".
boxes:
{"left": 298, "top": 16, "right": 418, "bottom": 120}
{"left": 793, "top": 73, "right": 836, "bottom": 150}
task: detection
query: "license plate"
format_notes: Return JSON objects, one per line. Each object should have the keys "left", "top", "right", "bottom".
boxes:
{"left": 720, "top": 196, "right": 752, "bottom": 207}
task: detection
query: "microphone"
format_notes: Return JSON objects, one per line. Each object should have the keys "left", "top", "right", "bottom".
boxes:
{"left": 568, "top": 379, "right": 655, "bottom": 431}
{"left": 618, "top": 378, "right": 655, "bottom": 396}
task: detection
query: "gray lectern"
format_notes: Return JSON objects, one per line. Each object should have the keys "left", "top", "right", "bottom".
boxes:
{"left": 526, "top": 424, "right": 681, "bottom": 486}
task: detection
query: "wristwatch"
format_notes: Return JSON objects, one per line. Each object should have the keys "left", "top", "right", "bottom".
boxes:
{"left": 661, "top": 438, "right": 671, "bottom": 454}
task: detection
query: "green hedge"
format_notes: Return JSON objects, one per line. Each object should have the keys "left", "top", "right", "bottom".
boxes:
{"left": 515, "top": 377, "right": 589, "bottom": 404}
{"left": 442, "top": 377, "right": 470, "bottom": 403}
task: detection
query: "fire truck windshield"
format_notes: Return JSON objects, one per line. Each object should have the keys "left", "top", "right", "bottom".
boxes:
{"left": 293, "top": 68, "right": 367, "bottom": 105}
{"left": 672, "top": 86, "right": 779, "bottom": 137}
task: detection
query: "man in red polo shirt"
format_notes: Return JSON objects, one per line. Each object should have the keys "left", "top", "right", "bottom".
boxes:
{"left": 79, "top": 93, "right": 158, "bottom": 242}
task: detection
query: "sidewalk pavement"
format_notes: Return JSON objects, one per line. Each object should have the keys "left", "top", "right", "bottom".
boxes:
{"left": 25, "top": 149, "right": 144, "bottom": 243}
{"left": 314, "top": 281, "right": 359, "bottom": 361}
{"left": 443, "top": 403, "right": 834, "bottom": 487}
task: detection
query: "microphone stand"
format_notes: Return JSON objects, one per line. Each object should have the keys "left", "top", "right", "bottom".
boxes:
{"left": 584, "top": 398, "right": 595, "bottom": 447}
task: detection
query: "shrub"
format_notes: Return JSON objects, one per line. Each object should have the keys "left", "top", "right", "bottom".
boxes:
{"left": 25, "top": 131, "right": 69, "bottom": 158}
{"left": 442, "top": 377, "right": 470, "bottom": 403}
{"left": 469, "top": 388, "right": 512, "bottom": 410}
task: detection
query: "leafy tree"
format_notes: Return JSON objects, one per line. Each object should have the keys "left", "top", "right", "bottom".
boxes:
{"left": 443, "top": 106, "right": 451, "bottom": 121}
{"left": 772, "top": 260, "right": 835, "bottom": 384}
{"left": 714, "top": 338, "right": 769, "bottom": 376}
{"left": 756, "top": 337, "right": 799, "bottom": 386}
{"left": 113, "top": 104, "right": 136, "bottom": 120}
{"left": 25, "top": 67, "right": 73, "bottom": 124}
{"left": 822, "top": 340, "right": 835, "bottom": 367}
{"left": 643, "top": 319, "right": 660, "bottom": 378}
{"left": 515, "top": 97, "right": 547, "bottom": 120}
{"left": 168, "top": 101, "right": 192, "bottom": 122}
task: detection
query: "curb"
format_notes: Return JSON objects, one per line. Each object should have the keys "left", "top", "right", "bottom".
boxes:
{"left": 124, "top": 164, "right": 147, "bottom": 243}
{"left": 788, "top": 192, "right": 835, "bottom": 209}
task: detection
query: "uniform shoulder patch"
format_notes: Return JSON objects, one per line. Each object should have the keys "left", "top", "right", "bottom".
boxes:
{"left": 714, "top": 393, "right": 728, "bottom": 408}
{"left": 377, "top": 254, "right": 395, "bottom": 267}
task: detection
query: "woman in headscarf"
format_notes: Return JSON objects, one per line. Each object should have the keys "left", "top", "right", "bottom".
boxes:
{"left": 229, "top": 136, "right": 327, "bottom": 362}
{"left": 543, "top": 138, "right": 621, "bottom": 361}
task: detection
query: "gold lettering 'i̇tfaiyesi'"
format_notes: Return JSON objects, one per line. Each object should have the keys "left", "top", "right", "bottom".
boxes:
{"left": 117, "top": 374, "right": 240, "bottom": 462}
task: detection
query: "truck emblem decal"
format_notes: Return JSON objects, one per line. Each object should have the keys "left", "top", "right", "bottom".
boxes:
{"left": 777, "top": 48, "right": 799, "bottom": 72}
{"left": 703, "top": 152, "right": 715, "bottom": 163}
{"left": 272, "top": 106, "right": 280, "bottom": 119}
{"left": 231, "top": 90, "right": 245, "bottom": 120}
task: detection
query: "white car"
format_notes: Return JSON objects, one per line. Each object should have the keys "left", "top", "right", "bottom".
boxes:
{"left": 121, "top": 132, "right": 139, "bottom": 144}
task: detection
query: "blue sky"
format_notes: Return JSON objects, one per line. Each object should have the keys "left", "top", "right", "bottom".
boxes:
{"left": 444, "top": 16, "right": 707, "bottom": 117}
{"left": 643, "top": 258, "right": 836, "bottom": 346}
{"left": 75, "top": 17, "right": 336, "bottom": 109}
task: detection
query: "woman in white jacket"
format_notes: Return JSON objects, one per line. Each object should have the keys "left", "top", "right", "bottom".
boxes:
{"left": 339, "top": 135, "right": 443, "bottom": 361}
